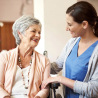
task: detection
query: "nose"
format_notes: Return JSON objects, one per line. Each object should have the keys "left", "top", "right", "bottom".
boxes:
{"left": 35, "top": 32, "right": 40, "bottom": 37}
{"left": 66, "top": 24, "right": 70, "bottom": 31}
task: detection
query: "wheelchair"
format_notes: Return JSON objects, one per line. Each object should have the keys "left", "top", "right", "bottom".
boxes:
{"left": 43, "top": 51, "right": 62, "bottom": 98}
{"left": 48, "top": 82, "right": 62, "bottom": 98}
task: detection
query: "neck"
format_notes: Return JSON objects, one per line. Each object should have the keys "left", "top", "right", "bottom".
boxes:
{"left": 80, "top": 29, "right": 97, "bottom": 43}
{"left": 18, "top": 43, "right": 34, "bottom": 58}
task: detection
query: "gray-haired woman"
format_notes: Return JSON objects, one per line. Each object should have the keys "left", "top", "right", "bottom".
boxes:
{"left": 0, "top": 15, "right": 50, "bottom": 98}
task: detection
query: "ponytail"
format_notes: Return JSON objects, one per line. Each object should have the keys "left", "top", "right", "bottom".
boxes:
{"left": 94, "top": 16, "right": 98, "bottom": 37}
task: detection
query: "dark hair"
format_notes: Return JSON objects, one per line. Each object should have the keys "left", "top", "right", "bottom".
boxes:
{"left": 66, "top": 1, "right": 98, "bottom": 37}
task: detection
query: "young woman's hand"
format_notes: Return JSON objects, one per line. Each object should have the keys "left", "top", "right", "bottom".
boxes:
{"left": 41, "top": 76, "right": 58, "bottom": 89}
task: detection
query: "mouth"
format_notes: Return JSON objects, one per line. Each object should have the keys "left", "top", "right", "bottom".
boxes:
{"left": 32, "top": 38, "right": 39, "bottom": 42}
{"left": 70, "top": 32, "right": 74, "bottom": 34}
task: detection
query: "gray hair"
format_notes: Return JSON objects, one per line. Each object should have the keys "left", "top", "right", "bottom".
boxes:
{"left": 12, "top": 15, "right": 41, "bottom": 45}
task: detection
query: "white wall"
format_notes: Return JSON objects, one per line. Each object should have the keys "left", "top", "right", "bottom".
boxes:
{"left": 34, "top": 0, "right": 77, "bottom": 62}
{"left": 0, "top": 0, "right": 33, "bottom": 22}
{"left": 44, "top": 0, "right": 78, "bottom": 62}
{"left": 34, "top": 0, "right": 45, "bottom": 55}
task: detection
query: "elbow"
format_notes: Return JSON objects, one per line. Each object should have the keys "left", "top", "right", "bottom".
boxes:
{"left": 85, "top": 88, "right": 98, "bottom": 98}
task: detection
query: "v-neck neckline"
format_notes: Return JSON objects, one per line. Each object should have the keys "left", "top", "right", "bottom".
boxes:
{"left": 76, "top": 39, "right": 98, "bottom": 58}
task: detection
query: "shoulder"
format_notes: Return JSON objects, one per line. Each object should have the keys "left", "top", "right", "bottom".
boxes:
{"left": 34, "top": 51, "right": 50, "bottom": 66}
{"left": 91, "top": 44, "right": 98, "bottom": 58}
{"left": 0, "top": 47, "right": 17, "bottom": 60}
{"left": 88, "top": 44, "right": 98, "bottom": 71}
{"left": 67, "top": 37, "right": 80, "bottom": 46}
{"left": 34, "top": 51, "right": 45, "bottom": 58}
{"left": 34, "top": 51, "right": 50, "bottom": 61}
{"left": 62, "top": 37, "right": 80, "bottom": 52}
{"left": 93, "top": 44, "right": 98, "bottom": 54}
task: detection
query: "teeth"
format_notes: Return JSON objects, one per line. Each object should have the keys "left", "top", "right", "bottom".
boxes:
{"left": 32, "top": 39, "right": 38, "bottom": 42}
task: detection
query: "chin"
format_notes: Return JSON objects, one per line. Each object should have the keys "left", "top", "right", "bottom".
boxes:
{"left": 31, "top": 42, "right": 38, "bottom": 46}
{"left": 71, "top": 34, "right": 79, "bottom": 38}
{"left": 71, "top": 35, "right": 76, "bottom": 38}
{"left": 32, "top": 44, "right": 38, "bottom": 48}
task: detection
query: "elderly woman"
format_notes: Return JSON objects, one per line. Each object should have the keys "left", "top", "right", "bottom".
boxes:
{"left": 0, "top": 15, "right": 50, "bottom": 98}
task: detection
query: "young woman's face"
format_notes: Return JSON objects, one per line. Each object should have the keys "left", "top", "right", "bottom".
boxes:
{"left": 21, "top": 24, "right": 41, "bottom": 48}
{"left": 66, "top": 14, "right": 84, "bottom": 38}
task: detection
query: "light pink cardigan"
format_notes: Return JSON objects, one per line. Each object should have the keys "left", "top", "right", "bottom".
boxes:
{"left": 0, "top": 46, "right": 50, "bottom": 98}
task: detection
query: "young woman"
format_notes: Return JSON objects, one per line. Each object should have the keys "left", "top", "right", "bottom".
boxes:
{"left": 42, "top": 1, "right": 98, "bottom": 98}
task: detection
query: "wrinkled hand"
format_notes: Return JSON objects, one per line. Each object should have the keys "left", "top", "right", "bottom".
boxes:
{"left": 41, "top": 77, "right": 56, "bottom": 89}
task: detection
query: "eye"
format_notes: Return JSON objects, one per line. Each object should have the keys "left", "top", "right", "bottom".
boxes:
{"left": 67, "top": 22, "right": 72, "bottom": 26}
{"left": 68, "top": 23, "right": 72, "bottom": 26}
{"left": 38, "top": 32, "right": 41, "bottom": 34}
{"left": 32, "top": 30, "right": 36, "bottom": 33}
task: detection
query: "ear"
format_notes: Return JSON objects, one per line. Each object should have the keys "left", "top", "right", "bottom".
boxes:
{"left": 82, "top": 21, "right": 88, "bottom": 29}
{"left": 18, "top": 31, "right": 23, "bottom": 39}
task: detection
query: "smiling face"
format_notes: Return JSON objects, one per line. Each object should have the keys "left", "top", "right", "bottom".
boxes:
{"left": 20, "top": 24, "right": 41, "bottom": 49}
{"left": 66, "top": 14, "right": 85, "bottom": 38}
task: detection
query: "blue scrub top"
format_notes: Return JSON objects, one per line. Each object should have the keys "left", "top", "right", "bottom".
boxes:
{"left": 65, "top": 38, "right": 98, "bottom": 98}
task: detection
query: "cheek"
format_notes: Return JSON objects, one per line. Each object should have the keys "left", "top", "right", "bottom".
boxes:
{"left": 70, "top": 27, "right": 74, "bottom": 32}
{"left": 39, "top": 36, "right": 41, "bottom": 40}
{"left": 71, "top": 26, "right": 79, "bottom": 33}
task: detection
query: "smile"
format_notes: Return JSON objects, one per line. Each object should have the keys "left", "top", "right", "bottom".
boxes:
{"left": 32, "top": 39, "right": 39, "bottom": 42}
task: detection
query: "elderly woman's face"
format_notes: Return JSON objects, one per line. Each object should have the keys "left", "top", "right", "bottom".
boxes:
{"left": 21, "top": 24, "right": 41, "bottom": 48}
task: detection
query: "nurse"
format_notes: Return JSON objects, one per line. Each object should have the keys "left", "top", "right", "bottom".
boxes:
{"left": 42, "top": 1, "right": 98, "bottom": 98}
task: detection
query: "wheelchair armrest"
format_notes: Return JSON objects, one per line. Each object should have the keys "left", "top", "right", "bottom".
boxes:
{"left": 49, "top": 83, "right": 61, "bottom": 98}
{"left": 50, "top": 82, "right": 60, "bottom": 89}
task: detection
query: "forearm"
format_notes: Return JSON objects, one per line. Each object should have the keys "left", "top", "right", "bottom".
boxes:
{"left": 74, "top": 80, "right": 98, "bottom": 97}
{"left": 35, "top": 88, "right": 49, "bottom": 98}
{"left": 56, "top": 76, "right": 75, "bottom": 89}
